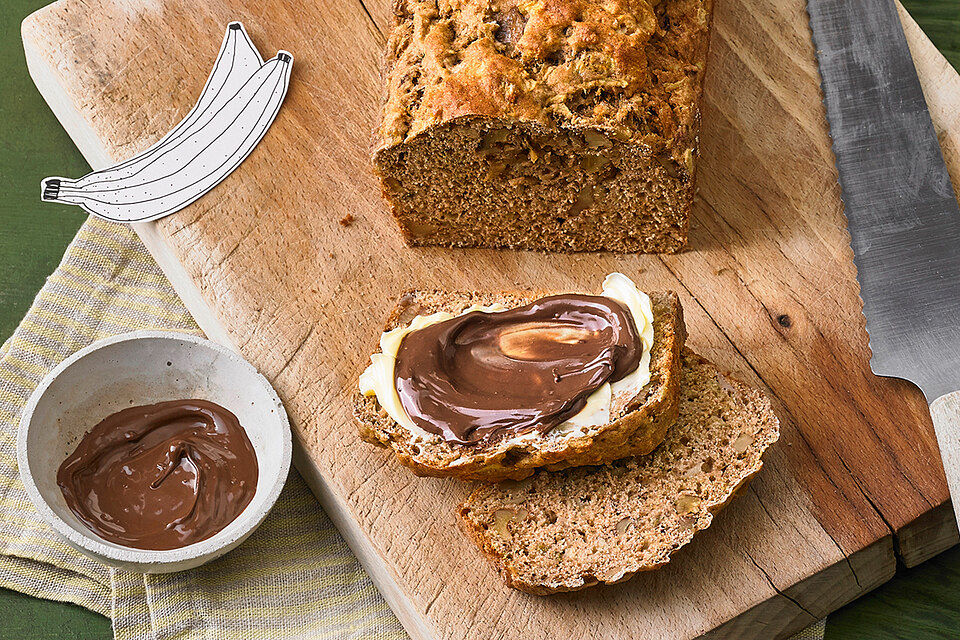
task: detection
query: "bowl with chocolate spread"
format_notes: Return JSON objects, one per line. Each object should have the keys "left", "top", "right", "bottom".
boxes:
{"left": 17, "top": 331, "right": 291, "bottom": 573}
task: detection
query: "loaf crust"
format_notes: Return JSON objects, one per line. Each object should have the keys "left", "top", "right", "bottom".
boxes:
{"left": 354, "top": 287, "right": 685, "bottom": 481}
{"left": 458, "top": 349, "right": 780, "bottom": 594}
{"left": 374, "top": 0, "right": 715, "bottom": 253}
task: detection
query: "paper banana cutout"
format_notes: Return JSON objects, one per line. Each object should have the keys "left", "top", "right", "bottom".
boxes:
{"left": 41, "top": 22, "right": 292, "bottom": 223}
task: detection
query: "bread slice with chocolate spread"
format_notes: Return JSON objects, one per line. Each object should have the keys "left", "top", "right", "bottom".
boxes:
{"left": 354, "top": 286, "right": 685, "bottom": 482}
{"left": 458, "top": 349, "right": 780, "bottom": 594}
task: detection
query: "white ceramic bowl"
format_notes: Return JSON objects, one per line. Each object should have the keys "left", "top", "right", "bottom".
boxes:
{"left": 16, "top": 330, "right": 291, "bottom": 573}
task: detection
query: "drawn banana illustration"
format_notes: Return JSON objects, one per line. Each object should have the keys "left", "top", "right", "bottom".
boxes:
{"left": 41, "top": 22, "right": 292, "bottom": 223}
{"left": 65, "top": 22, "right": 264, "bottom": 190}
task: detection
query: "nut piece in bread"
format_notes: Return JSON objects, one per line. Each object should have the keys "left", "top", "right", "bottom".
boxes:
{"left": 458, "top": 349, "right": 780, "bottom": 594}
{"left": 354, "top": 286, "right": 685, "bottom": 482}
{"left": 374, "top": 0, "right": 715, "bottom": 253}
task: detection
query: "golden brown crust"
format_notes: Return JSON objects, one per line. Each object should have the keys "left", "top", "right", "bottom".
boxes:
{"left": 354, "top": 285, "right": 685, "bottom": 481}
{"left": 377, "top": 0, "right": 714, "bottom": 153}
{"left": 457, "top": 349, "right": 780, "bottom": 594}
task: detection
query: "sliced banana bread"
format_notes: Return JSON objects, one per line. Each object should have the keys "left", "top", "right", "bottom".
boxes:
{"left": 374, "top": 0, "right": 715, "bottom": 253}
{"left": 354, "top": 284, "right": 685, "bottom": 482}
{"left": 458, "top": 349, "right": 780, "bottom": 594}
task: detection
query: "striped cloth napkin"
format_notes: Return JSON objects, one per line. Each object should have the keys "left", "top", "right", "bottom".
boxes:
{"left": 0, "top": 216, "right": 403, "bottom": 640}
{"left": 0, "top": 215, "right": 826, "bottom": 639}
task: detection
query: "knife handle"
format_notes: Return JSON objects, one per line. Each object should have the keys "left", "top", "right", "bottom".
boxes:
{"left": 930, "top": 391, "right": 960, "bottom": 531}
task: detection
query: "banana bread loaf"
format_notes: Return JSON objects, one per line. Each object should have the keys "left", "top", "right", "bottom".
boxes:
{"left": 374, "top": 0, "right": 714, "bottom": 253}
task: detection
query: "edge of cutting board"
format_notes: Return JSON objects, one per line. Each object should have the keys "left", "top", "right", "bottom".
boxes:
{"left": 21, "top": 28, "right": 435, "bottom": 640}
{"left": 18, "top": 2, "right": 957, "bottom": 637}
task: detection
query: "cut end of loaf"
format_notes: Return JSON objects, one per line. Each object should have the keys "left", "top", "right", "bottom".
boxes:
{"left": 374, "top": 118, "right": 692, "bottom": 253}
{"left": 458, "top": 350, "right": 780, "bottom": 594}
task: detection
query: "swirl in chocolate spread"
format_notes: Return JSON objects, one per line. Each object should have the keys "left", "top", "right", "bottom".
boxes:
{"left": 57, "top": 399, "right": 258, "bottom": 551}
{"left": 393, "top": 294, "right": 641, "bottom": 445}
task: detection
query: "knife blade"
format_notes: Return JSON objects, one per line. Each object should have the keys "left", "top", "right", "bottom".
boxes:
{"left": 808, "top": 0, "right": 960, "bottom": 528}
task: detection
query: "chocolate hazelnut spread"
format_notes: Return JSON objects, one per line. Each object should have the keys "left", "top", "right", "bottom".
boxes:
{"left": 57, "top": 399, "right": 258, "bottom": 551}
{"left": 394, "top": 294, "right": 641, "bottom": 445}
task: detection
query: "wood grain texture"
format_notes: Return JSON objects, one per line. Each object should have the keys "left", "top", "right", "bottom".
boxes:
{"left": 19, "top": 0, "right": 960, "bottom": 638}
{"left": 930, "top": 390, "right": 960, "bottom": 535}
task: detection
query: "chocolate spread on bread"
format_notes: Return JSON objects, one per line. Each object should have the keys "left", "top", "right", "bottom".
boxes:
{"left": 57, "top": 399, "right": 258, "bottom": 550}
{"left": 393, "top": 294, "right": 642, "bottom": 445}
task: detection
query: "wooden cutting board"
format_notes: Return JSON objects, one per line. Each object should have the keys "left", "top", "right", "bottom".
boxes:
{"left": 21, "top": 0, "right": 960, "bottom": 637}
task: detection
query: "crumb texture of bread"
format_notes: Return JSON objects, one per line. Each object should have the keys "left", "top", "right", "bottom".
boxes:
{"left": 354, "top": 286, "right": 685, "bottom": 482}
{"left": 457, "top": 350, "right": 780, "bottom": 594}
{"left": 374, "top": 0, "right": 714, "bottom": 253}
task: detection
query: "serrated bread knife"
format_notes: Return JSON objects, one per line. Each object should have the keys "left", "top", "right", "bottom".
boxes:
{"left": 807, "top": 0, "right": 960, "bottom": 528}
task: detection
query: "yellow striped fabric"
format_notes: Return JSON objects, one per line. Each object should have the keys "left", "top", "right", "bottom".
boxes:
{"left": 0, "top": 216, "right": 824, "bottom": 640}
{"left": 0, "top": 216, "right": 405, "bottom": 639}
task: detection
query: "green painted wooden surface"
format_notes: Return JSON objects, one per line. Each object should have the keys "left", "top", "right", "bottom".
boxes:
{"left": 0, "top": 0, "right": 957, "bottom": 638}
{"left": 0, "top": 1, "right": 100, "bottom": 635}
